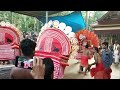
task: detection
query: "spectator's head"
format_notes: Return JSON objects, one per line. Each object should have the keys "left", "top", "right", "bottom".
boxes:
{"left": 117, "top": 45, "right": 120, "bottom": 51}
{"left": 93, "top": 47, "right": 99, "bottom": 53}
{"left": 115, "top": 41, "right": 118, "bottom": 44}
{"left": 25, "top": 35, "right": 29, "bottom": 39}
{"left": 20, "top": 39, "right": 36, "bottom": 58}
{"left": 102, "top": 42, "right": 108, "bottom": 49}
{"left": 43, "top": 58, "right": 54, "bottom": 79}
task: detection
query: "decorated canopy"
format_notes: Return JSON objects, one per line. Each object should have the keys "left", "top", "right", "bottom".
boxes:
{"left": 14, "top": 11, "right": 86, "bottom": 33}
{"left": 38, "top": 11, "right": 86, "bottom": 32}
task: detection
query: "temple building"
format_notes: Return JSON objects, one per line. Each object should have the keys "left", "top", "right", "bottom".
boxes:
{"left": 90, "top": 11, "right": 120, "bottom": 44}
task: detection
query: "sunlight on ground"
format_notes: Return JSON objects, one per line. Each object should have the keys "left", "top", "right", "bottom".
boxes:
{"left": 63, "top": 58, "right": 120, "bottom": 79}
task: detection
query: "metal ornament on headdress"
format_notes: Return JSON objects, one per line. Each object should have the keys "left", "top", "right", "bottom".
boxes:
{"left": 44, "top": 23, "right": 48, "bottom": 29}
{"left": 0, "top": 21, "right": 6, "bottom": 26}
{"left": 53, "top": 20, "right": 59, "bottom": 28}
{"left": 47, "top": 20, "right": 53, "bottom": 28}
{"left": 64, "top": 26, "right": 72, "bottom": 35}
{"left": 70, "top": 37, "right": 78, "bottom": 45}
{"left": 58, "top": 22, "right": 66, "bottom": 31}
{"left": 79, "top": 34, "right": 86, "bottom": 41}
{"left": 68, "top": 32, "right": 75, "bottom": 38}
{"left": 39, "top": 20, "right": 76, "bottom": 40}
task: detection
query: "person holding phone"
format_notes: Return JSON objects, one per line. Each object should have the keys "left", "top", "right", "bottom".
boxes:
{"left": 10, "top": 39, "right": 54, "bottom": 79}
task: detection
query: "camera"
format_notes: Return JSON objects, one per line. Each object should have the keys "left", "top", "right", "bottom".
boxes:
{"left": 17, "top": 56, "right": 33, "bottom": 69}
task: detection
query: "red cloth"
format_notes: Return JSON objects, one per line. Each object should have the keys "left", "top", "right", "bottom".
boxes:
{"left": 90, "top": 63, "right": 112, "bottom": 79}
{"left": 90, "top": 63, "right": 104, "bottom": 79}
{"left": 81, "top": 55, "right": 88, "bottom": 68}
{"left": 35, "top": 51, "right": 69, "bottom": 66}
{"left": 103, "top": 68, "right": 112, "bottom": 79}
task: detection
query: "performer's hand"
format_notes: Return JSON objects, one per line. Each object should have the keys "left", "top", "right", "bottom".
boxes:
{"left": 31, "top": 57, "right": 45, "bottom": 79}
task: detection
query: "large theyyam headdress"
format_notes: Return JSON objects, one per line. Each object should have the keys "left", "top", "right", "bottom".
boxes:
{"left": 36, "top": 20, "right": 77, "bottom": 56}
{"left": 0, "top": 21, "right": 21, "bottom": 61}
{"left": 76, "top": 30, "right": 99, "bottom": 47}
{"left": 35, "top": 20, "right": 78, "bottom": 79}
{"left": 0, "top": 21, "right": 22, "bottom": 44}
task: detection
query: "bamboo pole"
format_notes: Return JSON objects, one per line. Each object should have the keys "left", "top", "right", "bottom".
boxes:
{"left": 46, "top": 11, "right": 48, "bottom": 23}
{"left": 86, "top": 11, "right": 89, "bottom": 30}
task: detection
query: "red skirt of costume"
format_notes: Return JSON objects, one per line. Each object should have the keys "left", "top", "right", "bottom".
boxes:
{"left": 90, "top": 63, "right": 112, "bottom": 79}
{"left": 90, "top": 63, "right": 104, "bottom": 79}
{"left": 103, "top": 68, "right": 112, "bottom": 79}
{"left": 80, "top": 55, "right": 88, "bottom": 68}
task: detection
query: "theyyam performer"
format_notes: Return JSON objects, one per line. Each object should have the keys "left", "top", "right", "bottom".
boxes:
{"left": 75, "top": 30, "right": 99, "bottom": 74}
{"left": 35, "top": 20, "right": 77, "bottom": 79}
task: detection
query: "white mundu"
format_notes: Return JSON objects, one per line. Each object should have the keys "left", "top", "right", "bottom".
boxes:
{"left": 113, "top": 44, "right": 119, "bottom": 51}
{"left": 113, "top": 44, "right": 120, "bottom": 63}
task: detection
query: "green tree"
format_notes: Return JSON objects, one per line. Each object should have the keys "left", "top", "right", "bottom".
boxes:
{"left": 0, "top": 11, "right": 43, "bottom": 33}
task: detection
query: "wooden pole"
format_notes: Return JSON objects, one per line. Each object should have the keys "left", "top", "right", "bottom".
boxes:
{"left": 86, "top": 11, "right": 89, "bottom": 29}
{"left": 46, "top": 11, "right": 48, "bottom": 23}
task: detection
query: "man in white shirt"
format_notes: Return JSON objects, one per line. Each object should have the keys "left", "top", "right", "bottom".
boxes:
{"left": 113, "top": 41, "right": 120, "bottom": 64}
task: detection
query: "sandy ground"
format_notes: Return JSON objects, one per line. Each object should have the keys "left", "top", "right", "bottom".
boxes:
{"left": 0, "top": 58, "right": 120, "bottom": 79}
{"left": 63, "top": 58, "right": 120, "bottom": 79}
{"left": 0, "top": 64, "right": 14, "bottom": 79}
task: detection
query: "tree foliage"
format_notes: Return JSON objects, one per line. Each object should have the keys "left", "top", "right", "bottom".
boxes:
{"left": 0, "top": 11, "right": 43, "bottom": 33}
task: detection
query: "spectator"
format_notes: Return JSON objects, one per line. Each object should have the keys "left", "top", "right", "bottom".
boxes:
{"left": 10, "top": 39, "right": 54, "bottom": 79}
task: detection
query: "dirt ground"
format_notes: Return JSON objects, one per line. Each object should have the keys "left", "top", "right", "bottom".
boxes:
{"left": 0, "top": 65, "right": 14, "bottom": 79}
{"left": 0, "top": 58, "right": 120, "bottom": 79}
{"left": 63, "top": 58, "right": 120, "bottom": 79}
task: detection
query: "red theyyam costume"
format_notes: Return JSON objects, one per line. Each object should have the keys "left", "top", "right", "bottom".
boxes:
{"left": 35, "top": 20, "right": 75, "bottom": 79}
{"left": 75, "top": 30, "right": 99, "bottom": 67}
{"left": 90, "top": 63, "right": 105, "bottom": 79}
{"left": 80, "top": 55, "right": 89, "bottom": 68}
{"left": 0, "top": 21, "right": 21, "bottom": 61}
{"left": 90, "top": 63, "right": 112, "bottom": 79}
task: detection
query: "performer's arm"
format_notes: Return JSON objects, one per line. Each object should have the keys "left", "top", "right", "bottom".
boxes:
{"left": 88, "top": 50, "right": 92, "bottom": 59}
{"left": 89, "top": 62, "right": 97, "bottom": 66}
{"left": 89, "top": 54, "right": 98, "bottom": 67}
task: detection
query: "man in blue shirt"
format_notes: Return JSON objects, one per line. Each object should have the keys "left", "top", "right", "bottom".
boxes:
{"left": 101, "top": 42, "right": 113, "bottom": 79}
